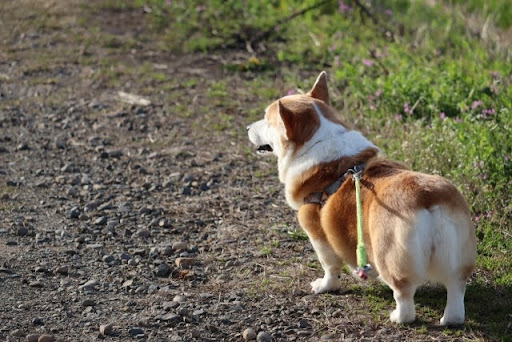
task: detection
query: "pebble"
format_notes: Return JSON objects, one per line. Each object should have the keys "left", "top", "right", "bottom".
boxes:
{"left": 16, "top": 143, "right": 30, "bottom": 151}
{"left": 60, "top": 163, "right": 73, "bottom": 173}
{"left": 175, "top": 257, "right": 195, "bottom": 269}
{"left": 99, "top": 323, "right": 114, "bottom": 336}
{"left": 298, "top": 319, "right": 311, "bottom": 329}
{"left": 82, "top": 299, "right": 96, "bottom": 307}
{"left": 29, "top": 280, "right": 44, "bottom": 288}
{"left": 155, "top": 263, "right": 171, "bottom": 277}
{"left": 10, "top": 329, "right": 24, "bottom": 337}
{"left": 173, "top": 295, "right": 186, "bottom": 303}
{"left": 94, "top": 216, "right": 107, "bottom": 226}
{"left": 161, "top": 245, "right": 173, "bottom": 256}
{"left": 66, "top": 207, "right": 80, "bottom": 219}
{"left": 79, "top": 279, "right": 99, "bottom": 291}
{"left": 243, "top": 328, "right": 257, "bottom": 341}
{"left": 32, "top": 317, "right": 44, "bottom": 325}
{"left": 102, "top": 255, "right": 115, "bottom": 263}
{"left": 16, "top": 226, "right": 29, "bottom": 236}
{"left": 257, "top": 331, "right": 272, "bottom": 342}
{"left": 159, "top": 313, "right": 182, "bottom": 326}
{"left": 38, "top": 335, "right": 56, "bottom": 342}
{"left": 129, "top": 327, "right": 144, "bottom": 336}
{"left": 136, "top": 228, "right": 151, "bottom": 238}
{"left": 163, "top": 301, "right": 179, "bottom": 310}
{"left": 172, "top": 241, "right": 187, "bottom": 251}
{"left": 108, "top": 150, "right": 123, "bottom": 158}
{"left": 26, "top": 334, "right": 40, "bottom": 342}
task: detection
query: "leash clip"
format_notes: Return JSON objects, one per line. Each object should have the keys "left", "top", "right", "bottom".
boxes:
{"left": 348, "top": 164, "right": 364, "bottom": 181}
{"left": 356, "top": 264, "right": 372, "bottom": 280}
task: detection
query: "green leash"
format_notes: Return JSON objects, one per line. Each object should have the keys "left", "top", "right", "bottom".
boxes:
{"left": 352, "top": 169, "right": 371, "bottom": 280}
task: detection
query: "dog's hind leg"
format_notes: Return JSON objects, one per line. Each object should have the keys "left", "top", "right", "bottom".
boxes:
{"left": 298, "top": 204, "right": 343, "bottom": 293}
{"left": 440, "top": 278, "right": 466, "bottom": 325}
{"left": 309, "top": 240, "right": 344, "bottom": 293}
{"left": 389, "top": 281, "right": 417, "bottom": 323}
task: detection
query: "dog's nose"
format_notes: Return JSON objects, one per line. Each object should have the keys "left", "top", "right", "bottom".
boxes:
{"left": 246, "top": 124, "right": 251, "bottom": 131}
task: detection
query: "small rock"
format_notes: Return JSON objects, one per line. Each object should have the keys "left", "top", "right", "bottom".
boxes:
{"left": 10, "top": 329, "right": 24, "bottom": 337}
{"left": 82, "top": 299, "right": 96, "bottom": 307}
{"left": 16, "top": 226, "right": 29, "bottom": 236}
{"left": 298, "top": 319, "right": 311, "bottom": 329}
{"left": 160, "top": 313, "right": 182, "bottom": 325}
{"left": 108, "top": 150, "right": 123, "bottom": 158}
{"left": 172, "top": 242, "right": 188, "bottom": 251}
{"left": 257, "top": 331, "right": 272, "bottom": 342}
{"left": 29, "top": 280, "right": 44, "bottom": 288}
{"left": 56, "top": 266, "right": 69, "bottom": 275}
{"left": 136, "top": 229, "right": 150, "bottom": 238}
{"left": 192, "top": 309, "right": 205, "bottom": 316}
{"left": 26, "top": 334, "right": 40, "bottom": 342}
{"left": 60, "top": 163, "right": 73, "bottom": 173}
{"left": 94, "top": 216, "right": 107, "bottom": 226}
{"left": 137, "top": 317, "right": 151, "bottom": 327}
{"left": 99, "top": 323, "right": 114, "bottom": 336}
{"left": 102, "top": 255, "right": 115, "bottom": 263}
{"left": 243, "top": 328, "right": 257, "bottom": 341}
{"left": 55, "top": 140, "right": 66, "bottom": 149}
{"left": 38, "top": 334, "right": 56, "bottom": 342}
{"left": 161, "top": 245, "right": 173, "bottom": 256}
{"left": 32, "top": 317, "right": 44, "bottom": 325}
{"left": 163, "top": 301, "right": 179, "bottom": 311}
{"left": 155, "top": 263, "right": 171, "bottom": 277}
{"left": 79, "top": 279, "right": 99, "bottom": 291}
{"left": 16, "top": 143, "right": 30, "bottom": 151}
{"left": 190, "top": 329, "right": 201, "bottom": 338}
{"left": 173, "top": 295, "right": 186, "bottom": 303}
{"left": 66, "top": 206, "right": 80, "bottom": 219}
{"left": 122, "top": 279, "right": 133, "bottom": 288}
{"left": 129, "top": 327, "right": 144, "bottom": 336}
{"left": 175, "top": 257, "right": 195, "bottom": 269}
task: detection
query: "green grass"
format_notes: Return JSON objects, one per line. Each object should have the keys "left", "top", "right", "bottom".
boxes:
{"left": 107, "top": 0, "right": 512, "bottom": 339}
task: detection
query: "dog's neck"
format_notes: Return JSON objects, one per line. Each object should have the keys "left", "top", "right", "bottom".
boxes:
{"left": 278, "top": 117, "right": 378, "bottom": 210}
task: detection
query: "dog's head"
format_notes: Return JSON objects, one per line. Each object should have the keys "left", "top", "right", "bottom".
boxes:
{"left": 248, "top": 71, "right": 346, "bottom": 159}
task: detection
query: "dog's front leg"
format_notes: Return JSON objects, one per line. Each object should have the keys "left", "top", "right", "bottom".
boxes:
{"left": 298, "top": 205, "right": 343, "bottom": 293}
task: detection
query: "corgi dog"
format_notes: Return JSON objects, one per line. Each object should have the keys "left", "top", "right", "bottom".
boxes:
{"left": 247, "top": 72, "right": 476, "bottom": 325}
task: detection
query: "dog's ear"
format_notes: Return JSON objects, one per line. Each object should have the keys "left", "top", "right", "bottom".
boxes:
{"left": 308, "top": 71, "right": 329, "bottom": 104}
{"left": 278, "top": 100, "right": 295, "bottom": 140}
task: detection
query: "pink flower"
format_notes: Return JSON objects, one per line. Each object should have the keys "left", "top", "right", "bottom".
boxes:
{"left": 287, "top": 89, "right": 296, "bottom": 95}
{"left": 403, "top": 102, "right": 413, "bottom": 115}
{"left": 375, "top": 89, "right": 382, "bottom": 97}
{"left": 439, "top": 112, "right": 446, "bottom": 120}
{"left": 395, "top": 114, "right": 403, "bottom": 121}
{"left": 493, "top": 70, "right": 500, "bottom": 79}
{"left": 505, "top": 154, "right": 511, "bottom": 162}
{"left": 362, "top": 59, "right": 373, "bottom": 67}
{"left": 338, "top": 0, "right": 352, "bottom": 13}
{"left": 370, "top": 104, "right": 376, "bottom": 111}
{"left": 471, "top": 100, "right": 482, "bottom": 110}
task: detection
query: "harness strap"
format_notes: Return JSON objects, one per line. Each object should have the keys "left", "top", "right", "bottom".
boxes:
{"left": 303, "top": 163, "right": 366, "bottom": 206}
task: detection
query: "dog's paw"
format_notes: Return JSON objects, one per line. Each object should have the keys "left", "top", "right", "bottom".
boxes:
{"left": 440, "top": 314, "right": 464, "bottom": 326}
{"left": 390, "top": 309, "right": 415, "bottom": 324}
{"left": 310, "top": 276, "right": 341, "bottom": 294}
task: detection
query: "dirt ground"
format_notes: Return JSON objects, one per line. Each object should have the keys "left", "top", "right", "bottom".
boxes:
{"left": 0, "top": 1, "right": 495, "bottom": 341}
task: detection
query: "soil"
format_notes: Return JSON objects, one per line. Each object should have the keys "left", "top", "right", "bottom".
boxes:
{"left": 0, "top": 1, "right": 480, "bottom": 341}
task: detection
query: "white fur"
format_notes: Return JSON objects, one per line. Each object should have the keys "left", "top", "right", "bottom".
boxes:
{"left": 248, "top": 103, "right": 378, "bottom": 210}
{"left": 308, "top": 239, "right": 343, "bottom": 293}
